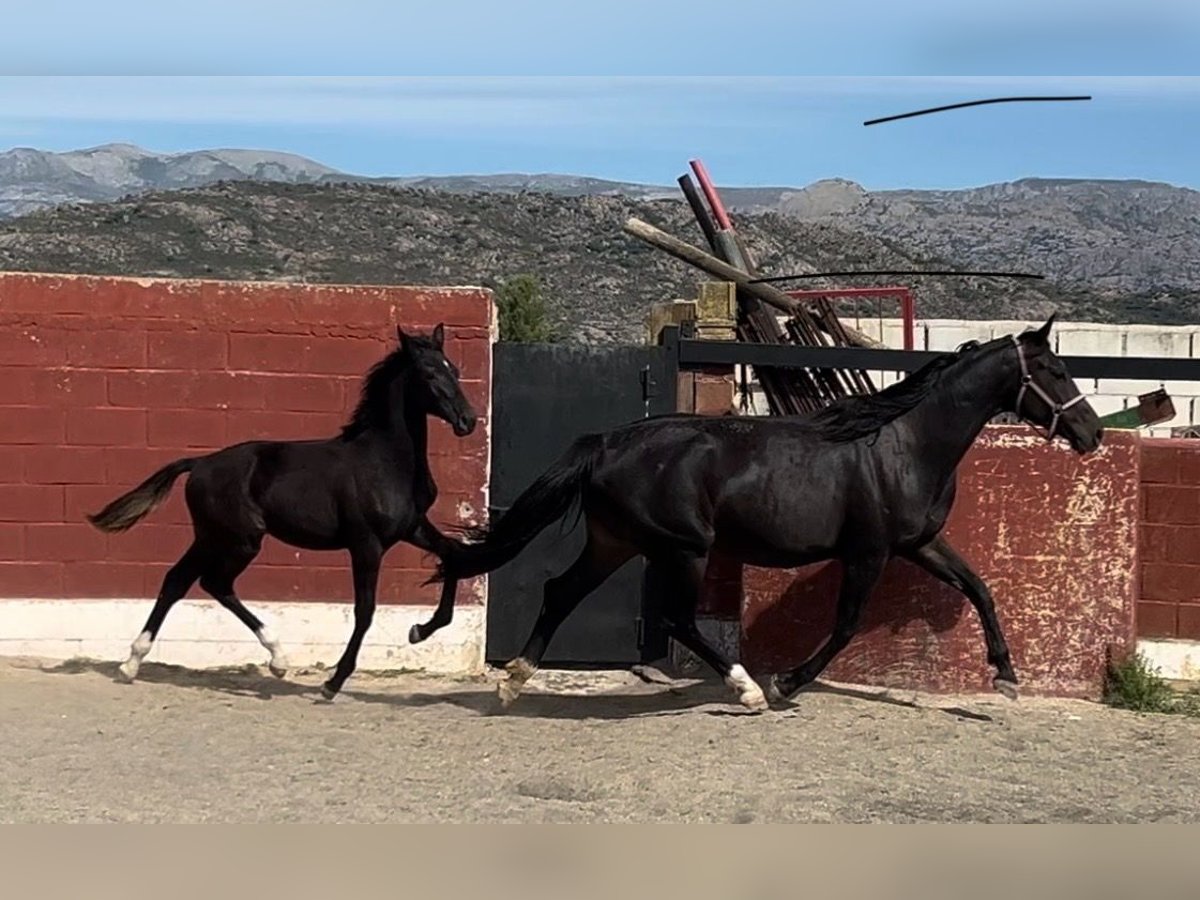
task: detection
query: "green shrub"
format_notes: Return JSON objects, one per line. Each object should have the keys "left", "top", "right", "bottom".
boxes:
{"left": 1104, "top": 651, "right": 1200, "bottom": 716}
{"left": 495, "top": 274, "right": 558, "bottom": 343}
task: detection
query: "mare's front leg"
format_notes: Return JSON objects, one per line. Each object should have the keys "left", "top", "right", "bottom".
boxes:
{"left": 321, "top": 539, "right": 383, "bottom": 700}
{"left": 902, "top": 536, "right": 1018, "bottom": 699}
{"left": 769, "top": 552, "right": 887, "bottom": 702}
{"left": 405, "top": 517, "right": 460, "bottom": 645}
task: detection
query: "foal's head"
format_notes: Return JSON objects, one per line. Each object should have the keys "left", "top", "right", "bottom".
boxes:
{"left": 396, "top": 324, "right": 478, "bottom": 437}
{"left": 1007, "top": 315, "right": 1103, "bottom": 454}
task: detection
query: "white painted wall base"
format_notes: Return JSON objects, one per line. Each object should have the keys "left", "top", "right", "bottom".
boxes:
{"left": 0, "top": 598, "right": 484, "bottom": 675}
{"left": 1137, "top": 638, "right": 1200, "bottom": 682}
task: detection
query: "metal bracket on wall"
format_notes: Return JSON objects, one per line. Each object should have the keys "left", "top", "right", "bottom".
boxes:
{"left": 639, "top": 365, "right": 658, "bottom": 415}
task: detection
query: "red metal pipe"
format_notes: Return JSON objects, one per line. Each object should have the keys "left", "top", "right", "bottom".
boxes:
{"left": 689, "top": 159, "right": 734, "bottom": 231}
{"left": 900, "top": 288, "right": 915, "bottom": 351}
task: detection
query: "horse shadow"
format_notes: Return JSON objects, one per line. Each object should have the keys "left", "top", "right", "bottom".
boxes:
{"left": 35, "top": 657, "right": 319, "bottom": 701}
{"left": 30, "top": 656, "right": 992, "bottom": 722}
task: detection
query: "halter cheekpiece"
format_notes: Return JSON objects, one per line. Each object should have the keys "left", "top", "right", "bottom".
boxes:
{"left": 1011, "top": 334, "right": 1085, "bottom": 442}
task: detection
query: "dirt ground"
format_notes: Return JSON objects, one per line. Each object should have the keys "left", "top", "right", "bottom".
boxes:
{"left": 2, "top": 655, "right": 1199, "bottom": 824}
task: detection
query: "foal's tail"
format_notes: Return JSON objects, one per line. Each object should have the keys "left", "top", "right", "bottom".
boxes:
{"left": 430, "top": 434, "right": 604, "bottom": 583}
{"left": 86, "top": 457, "right": 199, "bottom": 533}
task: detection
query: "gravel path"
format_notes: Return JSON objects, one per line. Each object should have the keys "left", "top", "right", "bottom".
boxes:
{"left": 2, "top": 656, "right": 1198, "bottom": 823}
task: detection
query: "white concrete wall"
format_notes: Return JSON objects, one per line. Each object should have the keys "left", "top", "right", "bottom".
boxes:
{"left": 739, "top": 318, "right": 1200, "bottom": 437}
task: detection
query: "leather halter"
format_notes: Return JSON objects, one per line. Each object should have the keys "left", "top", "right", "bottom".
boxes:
{"left": 1012, "top": 335, "right": 1086, "bottom": 442}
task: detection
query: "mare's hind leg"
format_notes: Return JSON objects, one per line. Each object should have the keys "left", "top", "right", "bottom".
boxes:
{"left": 769, "top": 552, "right": 887, "bottom": 702}
{"left": 902, "top": 536, "right": 1018, "bottom": 700}
{"left": 499, "top": 524, "right": 635, "bottom": 709}
{"left": 117, "top": 544, "right": 203, "bottom": 683}
{"left": 650, "top": 553, "right": 768, "bottom": 712}
{"left": 197, "top": 539, "right": 289, "bottom": 678}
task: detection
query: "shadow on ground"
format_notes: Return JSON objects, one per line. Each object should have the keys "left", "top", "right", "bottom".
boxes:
{"left": 28, "top": 657, "right": 993, "bottom": 723}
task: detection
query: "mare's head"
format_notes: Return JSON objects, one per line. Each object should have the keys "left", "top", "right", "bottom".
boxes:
{"left": 1007, "top": 315, "right": 1102, "bottom": 454}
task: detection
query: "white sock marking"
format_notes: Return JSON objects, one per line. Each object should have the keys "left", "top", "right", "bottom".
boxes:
{"left": 257, "top": 626, "right": 289, "bottom": 674}
{"left": 118, "top": 630, "right": 153, "bottom": 682}
{"left": 725, "top": 664, "right": 769, "bottom": 710}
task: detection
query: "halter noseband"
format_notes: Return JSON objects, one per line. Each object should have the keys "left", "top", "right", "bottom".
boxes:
{"left": 1011, "top": 335, "right": 1085, "bottom": 442}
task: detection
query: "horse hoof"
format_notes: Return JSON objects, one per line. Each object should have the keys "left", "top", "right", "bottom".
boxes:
{"left": 740, "top": 690, "right": 770, "bottom": 713}
{"left": 268, "top": 660, "right": 289, "bottom": 679}
{"left": 115, "top": 663, "right": 138, "bottom": 684}
{"left": 765, "top": 675, "right": 797, "bottom": 704}
{"left": 764, "top": 676, "right": 783, "bottom": 703}
{"left": 497, "top": 680, "right": 521, "bottom": 709}
{"left": 320, "top": 683, "right": 338, "bottom": 701}
{"left": 408, "top": 624, "right": 425, "bottom": 645}
{"left": 993, "top": 678, "right": 1019, "bottom": 702}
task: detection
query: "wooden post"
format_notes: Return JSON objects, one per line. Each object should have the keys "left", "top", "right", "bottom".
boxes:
{"left": 623, "top": 217, "right": 885, "bottom": 350}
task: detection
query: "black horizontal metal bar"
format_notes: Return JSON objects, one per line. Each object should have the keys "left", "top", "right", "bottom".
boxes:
{"left": 677, "top": 339, "right": 1200, "bottom": 381}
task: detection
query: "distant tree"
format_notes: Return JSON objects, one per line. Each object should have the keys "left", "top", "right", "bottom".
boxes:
{"left": 495, "top": 273, "right": 558, "bottom": 343}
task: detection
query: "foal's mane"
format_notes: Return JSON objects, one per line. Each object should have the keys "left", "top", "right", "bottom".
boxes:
{"left": 806, "top": 339, "right": 987, "bottom": 443}
{"left": 339, "top": 338, "right": 427, "bottom": 439}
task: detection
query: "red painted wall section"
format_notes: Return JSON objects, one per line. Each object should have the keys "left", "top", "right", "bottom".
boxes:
{"left": 736, "top": 427, "right": 1141, "bottom": 699}
{"left": 0, "top": 272, "right": 493, "bottom": 606}
{"left": 1138, "top": 438, "right": 1200, "bottom": 642}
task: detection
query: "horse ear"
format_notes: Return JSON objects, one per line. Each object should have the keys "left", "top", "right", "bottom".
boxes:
{"left": 431, "top": 323, "right": 445, "bottom": 349}
{"left": 1034, "top": 313, "right": 1056, "bottom": 344}
{"left": 396, "top": 325, "right": 410, "bottom": 352}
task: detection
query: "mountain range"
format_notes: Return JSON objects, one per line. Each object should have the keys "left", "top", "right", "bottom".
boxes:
{"left": 0, "top": 143, "right": 1197, "bottom": 340}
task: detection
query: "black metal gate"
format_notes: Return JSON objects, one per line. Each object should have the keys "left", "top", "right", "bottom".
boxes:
{"left": 486, "top": 342, "right": 675, "bottom": 665}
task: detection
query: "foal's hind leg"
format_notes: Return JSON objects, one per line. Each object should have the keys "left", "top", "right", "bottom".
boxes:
{"left": 903, "top": 536, "right": 1018, "bottom": 700}
{"left": 498, "top": 527, "right": 634, "bottom": 709}
{"left": 651, "top": 553, "right": 768, "bottom": 712}
{"left": 198, "top": 540, "right": 289, "bottom": 678}
{"left": 117, "top": 544, "right": 202, "bottom": 683}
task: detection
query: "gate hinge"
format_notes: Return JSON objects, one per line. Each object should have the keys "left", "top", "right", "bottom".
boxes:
{"left": 639, "top": 366, "right": 658, "bottom": 400}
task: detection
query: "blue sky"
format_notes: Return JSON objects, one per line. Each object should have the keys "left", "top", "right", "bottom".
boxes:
{"left": 3, "top": 1, "right": 1199, "bottom": 191}
{"left": 4, "top": 1, "right": 1199, "bottom": 76}
{"left": 2, "top": 76, "right": 1199, "bottom": 191}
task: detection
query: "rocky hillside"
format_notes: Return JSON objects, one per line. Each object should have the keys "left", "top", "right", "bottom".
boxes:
{"left": 771, "top": 177, "right": 1200, "bottom": 303}
{"left": 0, "top": 180, "right": 1127, "bottom": 343}
{"left": 3, "top": 144, "right": 1198, "bottom": 333}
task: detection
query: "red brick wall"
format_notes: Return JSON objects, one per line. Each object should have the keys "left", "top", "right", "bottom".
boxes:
{"left": 725, "top": 427, "right": 1140, "bottom": 698}
{"left": 0, "top": 272, "right": 492, "bottom": 605}
{"left": 1138, "top": 439, "right": 1200, "bottom": 642}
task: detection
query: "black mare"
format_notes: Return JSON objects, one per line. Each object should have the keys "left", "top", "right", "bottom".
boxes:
{"left": 426, "top": 316, "right": 1103, "bottom": 710}
{"left": 88, "top": 324, "right": 476, "bottom": 699}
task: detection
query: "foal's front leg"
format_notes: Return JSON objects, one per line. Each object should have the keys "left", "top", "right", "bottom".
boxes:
{"left": 321, "top": 541, "right": 383, "bottom": 700}
{"left": 406, "top": 518, "right": 460, "bottom": 645}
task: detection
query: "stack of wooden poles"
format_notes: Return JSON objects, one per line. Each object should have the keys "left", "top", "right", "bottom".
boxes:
{"left": 623, "top": 159, "right": 883, "bottom": 416}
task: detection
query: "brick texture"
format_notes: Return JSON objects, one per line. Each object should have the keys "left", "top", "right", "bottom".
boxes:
{"left": 1134, "top": 438, "right": 1200, "bottom": 639}
{"left": 0, "top": 272, "right": 493, "bottom": 604}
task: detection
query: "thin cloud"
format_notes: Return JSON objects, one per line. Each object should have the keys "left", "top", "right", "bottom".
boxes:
{"left": 0, "top": 76, "right": 1197, "bottom": 139}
